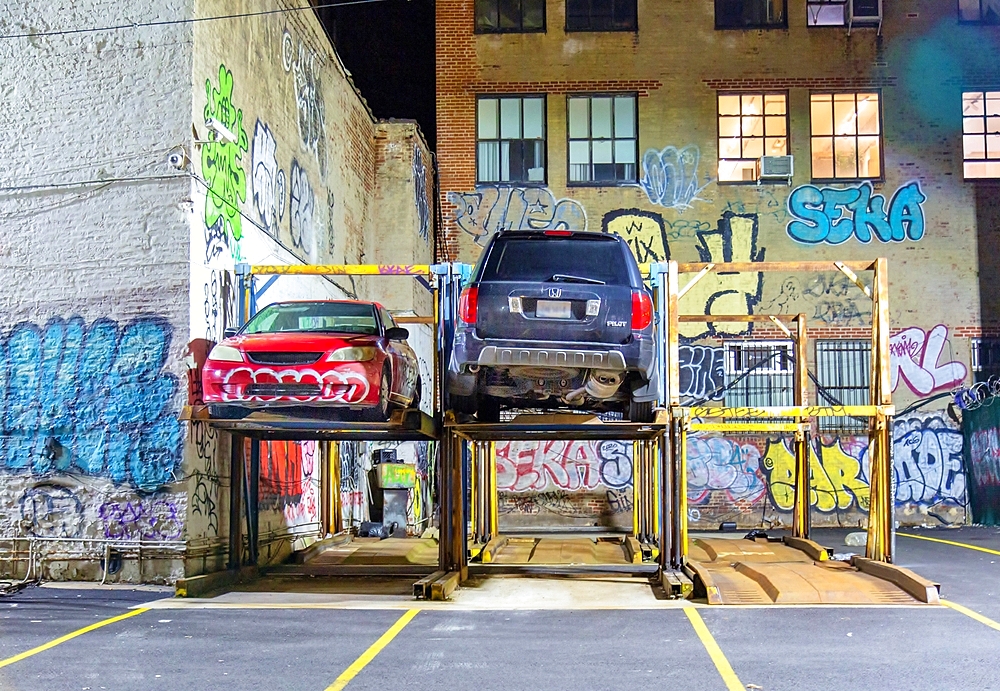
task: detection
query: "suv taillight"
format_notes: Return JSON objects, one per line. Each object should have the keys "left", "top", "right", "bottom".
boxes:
{"left": 459, "top": 286, "right": 479, "bottom": 324}
{"left": 631, "top": 291, "right": 653, "bottom": 330}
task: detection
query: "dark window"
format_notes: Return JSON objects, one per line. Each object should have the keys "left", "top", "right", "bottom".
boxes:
{"left": 566, "top": 0, "right": 637, "bottom": 31}
{"left": 481, "top": 236, "right": 631, "bottom": 285}
{"left": 477, "top": 96, "right": 547, "bottom": 184}
{"left": 243, "top": 302, "right": 379, "bottom": 335}
{"left": 716, "top": 0, "right": 787, "bottom": 28}
{"left": 973, "top": 339, "right": 1000, "bottom": 382}
{"left": 567, "top": 94, "right": 638, "bottom": 184}
{"left": 723, "top": 341, "right": 794, "bottom": 408}
{"left": 476, "top": 0, "right": 545, "bottom": 32}
{"left": 959, "top": 0, "right": 1000, "bottom": 23}
{"left": 816, "top": 340, "right": 870, "bottom": 433}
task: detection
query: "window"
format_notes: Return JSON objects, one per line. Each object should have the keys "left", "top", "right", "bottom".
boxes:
{"left": 807, "top": 0, "right": 847, "bottom": 25}
{"left": 477, "top": 96, "right": 546, "bottom": 184}
{"left": 475, "top": 0, "right": 545, "bottom": 32}
{"left": 723, "top": 341, "right": 794, "bottom": 408}
{"left": 816, "top": 341, "right": 870, "bottom": 432}
{"left": 810, "top": 92, "right": 882, "bottom": 180}
{"left": 715, "top": 0, "right": 787, "bottom": 28}
{"left": 566, "top": 0, "right": 637, "bottom": 31}
{"left": 963, "top": 91, "right": 1000, "bottom": 179}
{"left": 972, "top": 338, "right": 1000, "bottom": 382}
{"left": 718, "top": 93, "right": 788, "bottom": 182}
{"left": 567, "top": 95, "right": 637, "bottom": 184}
{"left": 959, "top": 0, "right": 1000, "bottom": 23}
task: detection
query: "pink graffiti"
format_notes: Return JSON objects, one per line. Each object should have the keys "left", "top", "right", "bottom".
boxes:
{"left": 687, "top": 437, "right": 766, "bottom": 505}
{"left": 495, "top": 440, "right": 631, "bottom": 492}
{"left": 890, "top": 325, "right": 967, "bottom": 395}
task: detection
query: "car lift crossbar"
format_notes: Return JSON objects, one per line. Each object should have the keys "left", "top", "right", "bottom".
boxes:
{"left": 446, "top": 420, "right": 666, "bottom": 442}
{"left": 683, "top": 405, "right": 894, "bottom": 418}
{"left": 248, "top": 264, "right": 434, "bottom": 276}
{"left": 687, "top": 422, "right": 807, "bottom": 433}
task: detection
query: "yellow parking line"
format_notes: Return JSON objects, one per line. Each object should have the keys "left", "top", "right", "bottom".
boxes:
{"left": 684, "top": 608, "right": 744, "bottom": 691}
{"left": 898, "top": 532, "right": 1000, "bottom": 556}
{"left": 943, "top": 600, "right": 1000, "bottom": 632}
{"left": 325, "top": 609, "right": 420, "bottom": 691}
{"left": 0, "top": 607, "right": 149, "bottom": 669}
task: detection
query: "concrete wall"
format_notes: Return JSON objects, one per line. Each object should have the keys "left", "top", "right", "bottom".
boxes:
{"left": 436, "top": 0, "right": 997, "bottom": 529}
{"left": 0, "top": 0, "right": 194, "bottom": 582}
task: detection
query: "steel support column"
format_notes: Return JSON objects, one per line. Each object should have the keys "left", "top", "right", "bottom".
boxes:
{"left": 867, "top": 258, "right": 893, "bottom": 562}
{"left": 792, "top": 314, "right": 811, "bottom": 539}
{"left": 228, "top": 432, "right": 244, "bottom": 569}
{"left": 248, "top": 439, "right": 260, "bottom": 565}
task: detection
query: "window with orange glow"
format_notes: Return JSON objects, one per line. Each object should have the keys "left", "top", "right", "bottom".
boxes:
{"left": 717, "top": 93, "right": 788, "bottom": 182}
{"left": 809, "top": 92, "right": 882, "bottom": 180}
{"left": 963, "top": 91, "right": 1000, "bottom": 179}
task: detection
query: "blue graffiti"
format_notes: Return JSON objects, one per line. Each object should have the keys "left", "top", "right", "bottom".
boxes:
{"left": 639, "top": 145, "right": 712, "bottom": 212}
{"left": 786, "top": 181, "right": 926, "bottom": 245}
{"left": 0, "top": 317, "right": 182, "bottom": 491}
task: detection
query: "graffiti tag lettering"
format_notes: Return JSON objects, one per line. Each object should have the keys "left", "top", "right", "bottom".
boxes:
{"left": 787, "top": 181, "right": 926, "bottom": 245}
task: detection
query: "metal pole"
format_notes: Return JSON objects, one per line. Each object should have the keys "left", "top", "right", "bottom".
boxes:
{"left": 249, "top": 438, "right": 260, "bottom": 565}
{"left": 228, "top": 432, "right": 243, "bottom": 570}
{"left": 793, "top": 314, "right": 811, "bottom": 539}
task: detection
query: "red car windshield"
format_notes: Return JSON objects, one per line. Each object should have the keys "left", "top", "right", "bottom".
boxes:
{"left": 242, "top": 302, "right": 379, "bottom": 335}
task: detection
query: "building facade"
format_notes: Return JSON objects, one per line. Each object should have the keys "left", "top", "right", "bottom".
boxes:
{"left": 0, "top": 0, "right": 434, "bottom": 583}
{"left": 436, "top": 0, "right": 1000, "bottom": 530}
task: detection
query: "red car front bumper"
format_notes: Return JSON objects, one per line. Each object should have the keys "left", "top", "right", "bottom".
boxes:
{"left": 202, "top": 358, "right": 383, "bottom": 407}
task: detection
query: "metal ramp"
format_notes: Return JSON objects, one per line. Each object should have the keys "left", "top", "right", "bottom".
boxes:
{"left": 687, "top": 536, "right": 937, "bottom": 605}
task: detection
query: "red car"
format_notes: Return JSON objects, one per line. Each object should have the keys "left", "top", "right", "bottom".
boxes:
{"left": 202, "top": 300, "right": 421, "bottom": 420}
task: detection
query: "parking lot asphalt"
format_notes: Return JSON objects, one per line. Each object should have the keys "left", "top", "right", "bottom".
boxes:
{"left": 0, "top": 527, "right": 997, "bottom": 691}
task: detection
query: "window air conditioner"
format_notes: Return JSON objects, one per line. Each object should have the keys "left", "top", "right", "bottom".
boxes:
{"left": 849, "top": 0, "right": 882, "bottom": 33}
{"left": 756, "top": 155, "right": 793, "bottom": 183}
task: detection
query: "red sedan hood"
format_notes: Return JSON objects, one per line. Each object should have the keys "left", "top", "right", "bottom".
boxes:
{"left": 225, "top": 332, "right": 378, "bottom": 352}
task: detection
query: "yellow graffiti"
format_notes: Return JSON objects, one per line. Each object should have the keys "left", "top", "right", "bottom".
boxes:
{"left": 680, "top": 214, "right": 763, "bottom": 338}
{"left": 604, "top": 211, "right": 668, "bottom": 265}
{"left": 762, "top": 439, "right": 870, "bottom": 513}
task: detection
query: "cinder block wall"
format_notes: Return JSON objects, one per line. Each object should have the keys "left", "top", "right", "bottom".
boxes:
{"left": 436, "top": 0, "right": 1000, "bottom": 529}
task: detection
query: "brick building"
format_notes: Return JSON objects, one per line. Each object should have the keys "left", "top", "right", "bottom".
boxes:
{"left": 436, "top": 0, "right": 1000, "bottom": 529}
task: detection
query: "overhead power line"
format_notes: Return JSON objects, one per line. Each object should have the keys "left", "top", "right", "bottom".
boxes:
{"left": 0, "top": 0, "right": 389, "bottom": 41}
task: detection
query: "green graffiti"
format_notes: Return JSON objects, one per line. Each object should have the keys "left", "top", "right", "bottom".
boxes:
{"left": 202, "top": 64, "right": 248, "bottom": 248}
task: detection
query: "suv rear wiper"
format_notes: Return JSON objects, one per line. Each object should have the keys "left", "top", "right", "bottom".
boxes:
{"left": 548, "top": 274, "right": 606, "bottom": 285}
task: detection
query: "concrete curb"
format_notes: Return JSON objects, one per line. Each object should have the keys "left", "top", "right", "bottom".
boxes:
{"left": 175, "top": 566, "right": 259, "bottom": 598}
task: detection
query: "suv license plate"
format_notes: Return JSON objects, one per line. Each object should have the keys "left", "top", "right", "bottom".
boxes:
{"left": 536, "top": 300, "right": 572, "bottom": 319}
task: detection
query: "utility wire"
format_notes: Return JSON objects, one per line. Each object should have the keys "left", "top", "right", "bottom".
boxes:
{"left": 0, "top": 0, "right": 389, "bottom": 40}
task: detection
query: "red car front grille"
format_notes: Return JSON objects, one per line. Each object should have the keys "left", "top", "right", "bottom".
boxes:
{"left": 245, "top": 383, "right": 322, "bottom": 397}
{"left": 246, "top": 352, "right": 323, "bottom": 365}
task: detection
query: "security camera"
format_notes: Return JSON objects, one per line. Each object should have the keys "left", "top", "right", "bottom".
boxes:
{"left": 167, "top": 149, "right": 189, "bottom": 170}
{"left": 205, "top": 117, "right": 238, "bottom": 144}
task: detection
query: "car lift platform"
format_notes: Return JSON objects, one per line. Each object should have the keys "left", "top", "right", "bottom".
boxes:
{"left": 184, "top": 406, "right": 439, "bottom": 442}
{"left": 446, "top": 412, "right": 665, "bottom": 442}
{"left": 686, "top": 535, "right": 940, "bottom": 605}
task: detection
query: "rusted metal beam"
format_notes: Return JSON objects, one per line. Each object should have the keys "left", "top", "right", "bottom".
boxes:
{"left": 677, "top": 314, "right": 801, "bottom": 323}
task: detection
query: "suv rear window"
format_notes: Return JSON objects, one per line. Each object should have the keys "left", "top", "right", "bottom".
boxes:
{"left": 479, "top": 236, "right": 631, "bottom": 285}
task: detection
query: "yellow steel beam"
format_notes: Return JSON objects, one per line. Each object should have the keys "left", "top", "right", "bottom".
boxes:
{"left": 676, "top": 260, "right": 876, "bottom": 273}
{"left": 250, "top": 264, "right": 433, "bottom": 276}
{"left": 678, "top": 263, "right": 715, "bottom": 299}
{"left": 688, "top": 422, "right": 807, "bottom": 433}
{"left": 677, "top": 314, "right": 801, "bottom": 323}
{"left": 685, "top": 405, "right": 894, "bottom": 418}
{"left": 834, "top": 261, "right": 873, "bottom": 299}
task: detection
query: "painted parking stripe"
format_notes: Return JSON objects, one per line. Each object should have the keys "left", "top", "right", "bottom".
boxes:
{"left": 0, "top": 607, "right": 149, "bottom": 669}
{"left": 943, "top": 600, "right": 1000, "bottom": 632}
{"left": 684, "top": 608, "right": 744, "bottom": 691}
{"left": 325, "top": 609, "right": 420, "bottom": 691}
{"left": 899, "top": 532, "right": 1000, "bottom": 556}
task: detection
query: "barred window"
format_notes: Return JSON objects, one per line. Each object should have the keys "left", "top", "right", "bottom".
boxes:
{"left": 723, "top": 341, "right": 794, "bottom": 408}
{"left": 568, "top": 94, "right": 638, "bottom": 184}
{"left": 810, "top": 92, "right": 882, "bottom": 180}
{"left": 477, "top": 96, "right": 547, "bottom": 184}
{"left": 972, "top": 338, "right": 1000, "bottom": 382}
{"left": 816, "top": 340, "right": 870, "bottom": 433}
{"left": 963, "top": 91, "right": 1000, "bottom": 179}
{"left": 475, "top": 0, "right": 545, "bottom": 32}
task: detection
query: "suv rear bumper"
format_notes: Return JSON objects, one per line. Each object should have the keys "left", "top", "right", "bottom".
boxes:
{"left": 448, "top": 330, "right": 657, "bottom": 400}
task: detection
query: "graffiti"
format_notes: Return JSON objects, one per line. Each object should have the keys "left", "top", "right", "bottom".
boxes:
{"left": 786, "top": 181, "right": 927, "bottom": 245}
{"left": 893, "top": 414, "right": 965, "bottom": 505}
{"left": 679, "top": 345, "right": 725, "bottom": 401}
{"left": 0, "top": 317, "right": 182, "bottom": 491}
{"left": 413, "top": 145, "right": 431, "bottom": 244}
{"left": 99, "top": 496, "right": 183, "bottom": 541}
{"left": 602, "top": 209, "right": 668, "bottom": 264}
{"left": 281, "top": 440, "right": 318, "bottom": 525}
{"left": 724, "top": 190, "right": 788, "bottom": 226}
{"left": 963, "top": 403, "right": 1000, "bottom": 525}
{"left": 448, "top": 186, "right": 587, "bottom": 247}
{"left": 762, "top": 438, "right": 870, "bottom": 513}
{"left": 680, "top": 212, "right": 765, "bottom": 339}
{"left": 203, "top": 269, "right": 236, "bottom": 343}
{"left": 764, "top": 274, "right": 871, "bottom": 327}
{"left": 282, "top": 29, "right": 325, "bottom": 158}
{"left": 890, "top": 325, "right": 967, "bottom": 395}
{"left": 499, "top": 490, "right": 629, "bottom": 518}
{"left": 664, "top": 217, "right": 713, "bottom": 241}
{"left": 190, "top": 421, "right": 220, "bottom": 536}
{"left": 606, "top": 488, "right": 633, "bottom": 514}
{"left": 289, "top": 160, "right": 316, "bottom": 256}
{"left": 496, "top": 440, "right": 632, "bottom": 492}
{"left": 202, "top": 64, "right": 248, "bottom": 257}
{"left": 639, "top": 145, "right": 712, "bottom": 211}
{"left": 260, "top": 440, "right": 304, "bottom": 511}
{"left": 688, "top": 437, "right": 766, "bottom": 505}
{"left": 19, "top": 484, "right": 84, "bottom": 537}
{"left": 969, "top": 427, "right": 1000, "bottom": 487}
{"left": 251, "top": 120, "right": 285, "bottom": 237}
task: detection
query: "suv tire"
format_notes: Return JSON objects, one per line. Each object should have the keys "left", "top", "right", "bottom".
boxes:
{"left": 628, "top": 397, "right": 655, "bottom": 423}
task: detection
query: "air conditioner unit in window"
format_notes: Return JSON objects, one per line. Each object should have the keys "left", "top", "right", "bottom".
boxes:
{"left": 849, "top": 0, "right": 882, "bottom": 33}
{"left": 756, "top": 155, "right": 793, "bottom": 184}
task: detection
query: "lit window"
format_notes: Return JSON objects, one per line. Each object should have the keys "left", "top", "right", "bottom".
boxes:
{"left": 810, "top": 92, "right": 882, "bottom": 180}
{"left": 963, "top": 91, "right": 1000, "bottom": 179}
{"left": 715, "top": 0, "right": 787, "bottom": 28}
{"left": 807, "top": 0, "right": 846, "bottom": 25}
{"left": 959, "top": 0, "right": 1000, "bottom": 23}
{"left": 477, "top": 96, "right": 547, "bottom": 184}
{"left": 567, "top": 95, "right": 638, "bottom": 184}
{"left": 718, "top": 93, "right": 788, "bottom": 183}
{"left": 566, "top": 0, "right": 637, "bottom": 31}
{"left": 475, "top": 0, "right": 545, "bottom": 32}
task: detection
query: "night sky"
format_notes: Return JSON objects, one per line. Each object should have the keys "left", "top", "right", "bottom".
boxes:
{"left": 316, "top": 0, "right": 437, "bottom": 148}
